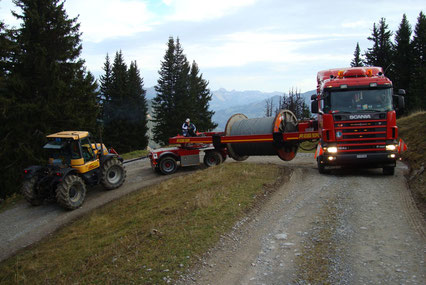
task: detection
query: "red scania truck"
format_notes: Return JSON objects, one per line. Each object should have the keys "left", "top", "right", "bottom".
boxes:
{"left": 311, "top": 66, "right": 406, "bottom": 175}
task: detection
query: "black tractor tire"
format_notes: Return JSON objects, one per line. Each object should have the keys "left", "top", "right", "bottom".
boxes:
{"left": 101, "top": 158, "right": 126, "bottom": 190}
{"left": 204, "top": 150, "right": 223, "bottom": 167}
{"left": 383, "top": 166, "right": 395, "bottom": 175}
{"left": 56, "top": 175, "right": 87, "bottom": 210}
{"left": 317, "top": 158, "right": 330, "bottom": 174}
{"left": 22, "top": 176, "right": 43, "bottom": 206}
{"left": 159, "top": 157, "right": 178, "bottom": 175}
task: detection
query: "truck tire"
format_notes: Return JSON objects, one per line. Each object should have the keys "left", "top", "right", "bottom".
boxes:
{"left": 204, "top": 150, "right": 223, "bottom": 167}
{"left": 56, "top": 175, "right": 86, "bottom": 210}
{"left": 317, "top": 158, "right": 330, "bottom": 174}
{"left": 159, "top": 157, "right": 178, "bottom": 175}
{"left": 22, "top": 176, "right": 43, "bottom": 206}
{"left": 383, "top": 166, "right": 395, "bottom": 175}
{"left": 101, "top": 158, "right": 126, "bottom": 190}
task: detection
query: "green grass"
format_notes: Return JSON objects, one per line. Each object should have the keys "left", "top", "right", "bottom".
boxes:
{"left": 0, "top": 162, "right": 287, "bottom": 284}
{"left": 397, "top": 111, "right": 426, "bottom": 215}
{"left": 120, "top": 149, "right": 149, "bottom": 160}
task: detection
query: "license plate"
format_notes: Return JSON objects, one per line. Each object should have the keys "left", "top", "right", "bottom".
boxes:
{"left": 357, "top": 154, "right": 367, "bottom": 158}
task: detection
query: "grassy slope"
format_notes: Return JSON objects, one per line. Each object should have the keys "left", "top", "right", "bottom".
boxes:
{"left": 397, "top": 111, "right": 426, "bottom": 214}
{"left": 0, "top": 163, "right": 287, "bottom": 284}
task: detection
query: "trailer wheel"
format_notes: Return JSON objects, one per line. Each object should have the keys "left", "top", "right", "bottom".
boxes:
{"left": 204, "top": 150, "right": 223, "bottom": 167}
{"left": 317, "top": 158, "right": 330, "bottom": 174}
{"left": 101, "top": 158, "right": 126, "bottom": 190}
{"left": 22, "top": 176, "right": 43, "bottom": 206}
{"left": 383, "top": 166, "right": 395, "bottom": 175}
{"left": 159, "top": 157, "right": 178, "bottom": 175}
{"left": 56, "top": 175, "right": 86, "bottom": 210}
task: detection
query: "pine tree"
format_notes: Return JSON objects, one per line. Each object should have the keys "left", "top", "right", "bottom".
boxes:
{"left": 0, "top": 0, "right": 98, "bottom": 198}
{"left": 101, "top": 52, "right": 148, "bottom": 152}
{"left": 393, "top": 14, "right": 413, "bottom": 107}
{"left": 364, "top": 18, "right": 394, "bottom": 76}
{"left": 188, "top": 60, "right": 217, "bottom": 131}
{"left": 351, "top": 42, "right": 364, "bottom": 67}
{"left": 153, "top": 37, "right": 216, "bottom": 145}
{"left": 409, "top": 11, "right": 426, "bottom": 110}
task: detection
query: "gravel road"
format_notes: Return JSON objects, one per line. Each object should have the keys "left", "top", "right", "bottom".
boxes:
{"left": 1, "top": 154, "right": 424, "bottom": 285}
{"left": 181, "top": 154, "right": 426, "bottom": 284}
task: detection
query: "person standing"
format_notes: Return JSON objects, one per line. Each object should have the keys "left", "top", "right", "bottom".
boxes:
{"left": 182, "top": 118, "right": 197, "bottom": 137}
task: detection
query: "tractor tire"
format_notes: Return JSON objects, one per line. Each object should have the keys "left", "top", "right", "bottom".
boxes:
{"left": 22, "top": 176, "right": 43, "bottom": 206}
{"left": 101, "top": 158, "right": 126, "bottom": 190}
{"left": 159, "top": 157, "right": 178, "bottom": 175}
{"left": 204, "top": 150, "right": 223, "bottom": 167}
{"left": 383, "top": 166, "right": 395, "bottom": 175}
{"left": 56, "top": 175, "right": 87, "bottom": 210}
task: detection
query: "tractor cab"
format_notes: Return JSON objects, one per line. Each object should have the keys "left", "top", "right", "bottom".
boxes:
{"left": 45, "top": 131, "right": 100, "bottom": 174}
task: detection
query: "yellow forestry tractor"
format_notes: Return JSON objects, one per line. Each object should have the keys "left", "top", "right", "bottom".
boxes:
{"left": 22, "top": 131, "right": 126, "bottom": 210}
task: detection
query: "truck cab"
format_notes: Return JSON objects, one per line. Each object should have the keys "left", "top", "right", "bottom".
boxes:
{"left": 311, "top": 67, "right": 405, "bottom": 175}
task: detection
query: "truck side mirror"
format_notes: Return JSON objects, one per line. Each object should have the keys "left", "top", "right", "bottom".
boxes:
{"left": 310, "top": 94, "right": 317, "bottom": 100}
{"left": 398, "top": 89, "right": 406, "bottom": 96}
{"left": 397, "top": 95, "right": 405, "bottom": 111}
{"left": 311, "top": 101, "right": 318, "bottom": 114}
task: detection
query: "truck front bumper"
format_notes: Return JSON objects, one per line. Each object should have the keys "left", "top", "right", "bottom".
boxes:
{"left": 319, "top": 152, "right": 396, "bottom": 169}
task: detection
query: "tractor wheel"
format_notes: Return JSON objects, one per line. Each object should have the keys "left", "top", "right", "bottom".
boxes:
{"left": 22, "top": 176, "right": 43, "bottom": 206}
{"left": 383, "top": 166, "right": 395, "bottom": 175}
{"left": 56, "top": 175, "right": 86, "bottom": 210}
{"left": 159, "top": 157, "right": 178, "bottom": 175}
{"left": 101, "top": 158, "right": 126, "bottom": 190}
{"left": 204, "top": 150, "right": 223, "bottom": 167}
{"left": 317, "top": 158, "right": 330, "bottom": 174}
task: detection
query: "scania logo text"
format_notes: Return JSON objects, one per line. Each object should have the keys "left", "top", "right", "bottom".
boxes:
{"left": 349, "top": 114, "right": 371, "bottom": 120}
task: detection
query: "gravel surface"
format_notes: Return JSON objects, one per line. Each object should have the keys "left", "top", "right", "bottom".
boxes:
{"left": 179, "top": 154, "right": 426, "bottom": 284}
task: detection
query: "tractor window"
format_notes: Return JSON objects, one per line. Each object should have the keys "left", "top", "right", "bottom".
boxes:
{"left": 81, "top": 137, "right": 95, "bottom": 162}
{"left": 44, "top": 139, "right": 73, "bottom": 165}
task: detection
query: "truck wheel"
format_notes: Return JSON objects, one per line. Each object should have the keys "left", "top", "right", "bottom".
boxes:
{"left": 159, "top": 157, "right": 178, "bottom": 175}
{"left": 101, "top": 158, "right": 126, "bottom": 190}
{"left": 317, "top": 158, "right": 330, "bottom": 174}
{"left": 56, "top": 175, "right": 86, "bottom": 210}
{"left": 204, "top": 150, "right": 223, "bottom": 167}
{"left": 22, "top": 176, "right": 43, "bottom": 206}
{"left": 383, "top": 167, "right": 395, "bottom": 175}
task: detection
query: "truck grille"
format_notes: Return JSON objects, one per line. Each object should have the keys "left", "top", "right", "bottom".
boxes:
{"left": 335, "top": 119, "right": 387, "bottom": 153}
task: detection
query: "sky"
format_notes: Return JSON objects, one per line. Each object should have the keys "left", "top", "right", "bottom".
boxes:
{"left": 0, "top": 0, "right": 424, "bottom": 93}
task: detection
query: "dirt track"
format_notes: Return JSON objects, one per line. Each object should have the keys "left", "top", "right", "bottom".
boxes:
{"left": 1, "top": 154, "right": 425, "bottom": 284}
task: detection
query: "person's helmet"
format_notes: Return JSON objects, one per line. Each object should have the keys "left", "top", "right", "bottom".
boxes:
{"left": 186, "top": 118, "right": 190, "bottom": 123}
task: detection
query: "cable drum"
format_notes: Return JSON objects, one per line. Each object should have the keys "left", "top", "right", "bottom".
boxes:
{"left": 225, "top": 110, "right": 299, "bottom": 161}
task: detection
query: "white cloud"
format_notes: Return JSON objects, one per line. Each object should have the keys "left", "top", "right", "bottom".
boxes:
{"left": 65, "top": 0, "right": 154, "bottom": 43}
{"left": 165, "top": 0, "right": 257, "bottom": 22}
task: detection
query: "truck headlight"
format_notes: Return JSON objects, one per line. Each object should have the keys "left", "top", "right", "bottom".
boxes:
{"left": 386, "top": 145, "right": 397, "bottom": 151}
{"left": 327, "top": 146, "right": 338, "bottom": 153}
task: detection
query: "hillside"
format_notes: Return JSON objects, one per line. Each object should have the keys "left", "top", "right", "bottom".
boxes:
{"left": 397, "top": 111, "right": 426, "bottom": 216}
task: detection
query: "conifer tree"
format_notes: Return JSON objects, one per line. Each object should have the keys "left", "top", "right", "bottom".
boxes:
{"left": 393, "top": 14, "right": 412, "bottom": 105}
{"left": 101, "top": 52, "right": 148, "bottom": 152}
{"left": 153, "top": 37, "right": 217, "bottom": 145}
{"left": 351, "top": 42, "right": 364, "bottom": 67}
{"left": 153, "top": 37, "right": 176, "bottom": 145}
{"left": 364, "top": 18, "right": 394, "bottom": 76}
{"left": 0, "top": 0, "right": 98, "bottom": 198}
{"left": 409, "top": 11, "right": 426, "bottom": 110}
{"left": 188, "top": 60, "right": 217, "bottom": 131}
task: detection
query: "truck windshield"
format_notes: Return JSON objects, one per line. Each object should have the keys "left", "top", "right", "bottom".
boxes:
{"left": 323, "top": 88, "right": 393, "bottom": 113}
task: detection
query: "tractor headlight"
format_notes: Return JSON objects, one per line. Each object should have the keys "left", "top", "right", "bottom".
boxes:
{"left": 386, "top": 144, "right": 397, "bottom": 151}
{"left": 327, "top": 147, "right": 338, "bottom": 153}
